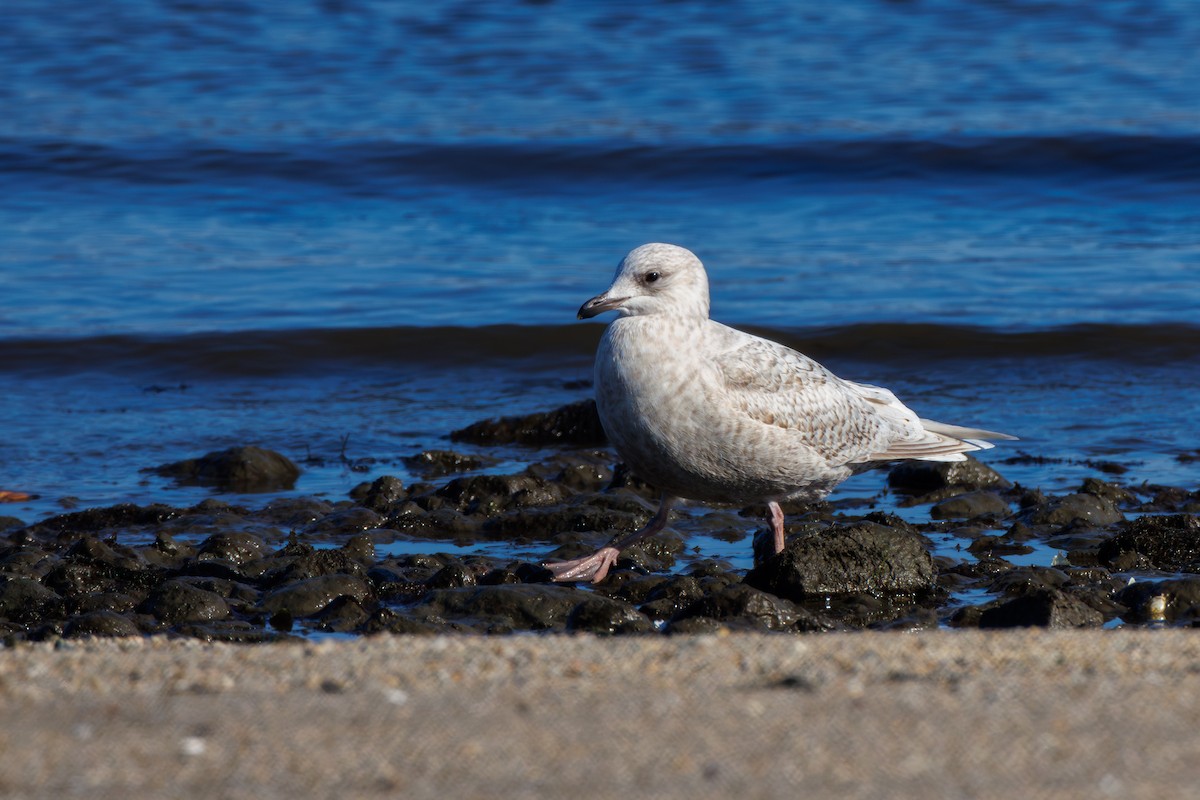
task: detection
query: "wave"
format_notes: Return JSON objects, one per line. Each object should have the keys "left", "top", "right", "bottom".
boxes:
{"left": 1, "top": 134, "right": 1197, "bottom": 193}
{"left": 2, "top": 322, "right": 1197, "bottom": 378}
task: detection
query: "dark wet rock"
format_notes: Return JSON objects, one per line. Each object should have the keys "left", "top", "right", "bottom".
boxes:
{"left": 1078, "top": 477, "right": 1137, "bottom": 506}
{"left": 821, "top": 591, "right": 937, "bottom": 629}
{"left": 0, "top": 516, "right": 26, "bottom": 532}
{"left": 0, "top": 576, "right": 63, "bottom": 624}
{"left": 260, "top": 574, "right": 372, "bottom": 618}
{"left": 1116, "top": 578, "right": 1200, "bottom": 623}
{"left": 425, "top": 563, "right": 477, "bottom": 589}
{"left": 259, "top": 541, "right": 370, "bottom": 586}
{"left": 349, "top": 475, "right": 407, "bottom": 513}
{"left": 22, "top": 503, "right": 180, "bottom": 538}
{"left": 197, "top": 533, "right": 266, "bottom": 565}
{"left": 387, "top": 505, "right": 478, "bottom": 539}
{"left": 555, "top": 461, "right": 615, "bottom": 492}
{"left": 930, "top": 491, "right": 1011, "bottom": 520}
{"left": 987, "top": 566, "right": 1070, "bottom": 596}
{"left": 670, "top": 584, "right": 830, "bottom": 632}
{"left": 312, "top": 596, "right": 372, "bottom": 633}
{"left": 69, "top": 591, "right": 140, "bottom": 616}
{"left": 303, "top": 507, "right": 384, "bottom": 536}
{"left": 567, "top": 596, "right": 655, "bottom": 634}
{"left": 402, "top": 450, "right": 491, "bottom": 478}
{"left": 888, "top": 457, "right": 1011, "bottom": 496}
{"left": 175, "top": 620, "right": 287, "bottom": 643}
{"left": 977, "top": 588, "right": 1105, "bottom": 628}
{"left": 450, "top": 399, "right": 606, "bottom": 447}
{"left": 137, "top": 533, "right": 197, "bottom": 570}
{"left": 154, "top": 446, "right": 301, "bottom": 492}
{"left": 1022, "top": 493, "right": 1123, "bottom": 528}
{"left": 258, "top": 497, "right": 334, "bottom": 528}
{"left": 0, "top": 546, "right": 57, "bottom": 578}
{"left": 43, "top": 561, "right": 129, "bottom": 597}
{"left": 745, "top": 522, "right": 935, "bottom": 600}
{"left": 481, "top": 504, "right": 649, "bottom": 540}
{"left": 1135, "top": 485, "right": 1200, "bottom": 514}
{"left": 408, "top": 584, "right": 634, "bottom": 632}
{"left": 141, "top": 579, "right": 230, "bottom": 624}
{"left": 1096, "top": 514, "right": 1200, "bottom": 571}
{"left": 613, "top": 532, "right": 685, "bottom": 575}
{"left": 966, "top": 535, "right": 1034, "bottom": 559}
{"left": 435, "top": 474, "right": 567, "bottom": 516}
{"left": 174, "top": 558, "right": 256, "bottom": 583}
{"left": 64, "top": 610, "right": 141, "bottom": 638}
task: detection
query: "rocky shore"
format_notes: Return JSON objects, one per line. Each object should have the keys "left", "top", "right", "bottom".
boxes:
{"left": 1, "top": 400, "right": 1198, "bottom": 641}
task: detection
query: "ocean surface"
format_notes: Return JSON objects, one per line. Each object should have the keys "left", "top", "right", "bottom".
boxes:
{"left": 1, "top": 0, "right": 1197, "bottom": 551}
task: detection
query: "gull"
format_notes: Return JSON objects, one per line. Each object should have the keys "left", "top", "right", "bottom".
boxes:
{"left": 544, "top": 243, "right": 1015, "bottom": 583}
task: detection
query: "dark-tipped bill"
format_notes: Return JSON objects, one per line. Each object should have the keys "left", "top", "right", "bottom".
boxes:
{"left": 577, "top": 293, "right": 627, "bottom": 319}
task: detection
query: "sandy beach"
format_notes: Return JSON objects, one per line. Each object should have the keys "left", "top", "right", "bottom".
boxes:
{"left": 2, "top": 629, "right": 1198, "bottom": 799}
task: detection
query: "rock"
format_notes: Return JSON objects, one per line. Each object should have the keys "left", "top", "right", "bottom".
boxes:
{"left": 1078, "top": 477, "right": 1137, "bottom": 506}
{"left": 63, "top": 610, "right": 141, "bottom": 638}
{"left": 312, "top": 596, "right": 371, "bottom": 633}
{"left": 482, "top": 505, "right": 649, "bottom": 540}
{"left": 450, "top": 399, "right": 606, "bottom": 446}
{"left": 1096, "top": 514, "right": 1200, "bottom": 571}
{"left": 303, "top": 507, "right": 384, "bottom": 536}
{"left": 141, "top": 579, "right": 230, "bottom": 624}
{"left": 566, "top": 595, "right": 655, "bottom": 634}
{"left": 966, "top": 536, "right": 1034, "bottom": 559}
{"left": 887, "top": 457, "right": 1011, "bottom": 495}
{"left": 435, "top": 474, "right": 567, "bottom": 516}
{"left": 0, "top": 576, "right": 63, "bottom": 624}
{"left": 260, "top": 574, "right": 372, "bottom": 618}
{"left": 745, "top": 522, "right": 935, "bottom": 600}
{"left": 670, "top": 584, "right": 813, "bottom": 632}
{"left": 977, "top": 588, "right": 1105, "bottom": 628}
{"left": 22, "top": 504, "right": 180, "bottom": 537}
{"left": 1022, "top": 493, "right": 1124, "bottom": 527}
{"left": 402, "top": 450, "right": 491, "bottom": 478}
{"left": 409, "top": 584, "right": 619, "bottom": 632}
{"left": 1115, "top": 578, "right": 1200, "bottom": 623}
{"left": 260, "top": 541, "right": 370, "bottom": 585}
{"left": 154, "top": 446, "right": 301, "bottom": 492}
{"left": 197, "top": 533, "right": 266, "bottom": 565}
{"left": 350, "top": 475, "right": 406, "bottom": 513}
{"left": 931, "top": 491, "right": 1011, "bottom": 520}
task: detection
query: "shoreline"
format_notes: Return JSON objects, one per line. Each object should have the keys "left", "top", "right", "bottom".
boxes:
{"left": 2, "top": 630, "right": 1198, "bottom": 798}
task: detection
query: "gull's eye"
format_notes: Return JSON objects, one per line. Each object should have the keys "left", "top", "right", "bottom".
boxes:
{"left": 644, "top": 271, "right": 661, "bottom": 284}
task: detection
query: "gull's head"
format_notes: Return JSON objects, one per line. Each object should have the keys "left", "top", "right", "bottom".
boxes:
{"left": 577, "top": 243, "right": 711, "bottom": 321}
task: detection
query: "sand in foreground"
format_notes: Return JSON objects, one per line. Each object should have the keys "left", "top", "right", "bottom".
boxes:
{"left": 1, "top": 630, "right": 1197, "bottom": 799}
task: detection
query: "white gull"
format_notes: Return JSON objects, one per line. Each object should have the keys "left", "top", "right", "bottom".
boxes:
{"left": 544, "top": 243, "right": 1015, "bottom": 583}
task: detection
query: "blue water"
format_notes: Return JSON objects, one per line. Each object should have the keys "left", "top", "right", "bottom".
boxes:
{"left": 1, "top": 0, "right": 1198, "bottom": 529}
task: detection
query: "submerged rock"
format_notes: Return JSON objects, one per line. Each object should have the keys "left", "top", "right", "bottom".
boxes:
{"left": 154, "top": 446, "right": 301, "bottom": 492}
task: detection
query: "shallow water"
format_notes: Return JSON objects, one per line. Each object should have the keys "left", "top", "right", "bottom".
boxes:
{"left": 1, "top": 0, "right": 1197, "bottom": 554}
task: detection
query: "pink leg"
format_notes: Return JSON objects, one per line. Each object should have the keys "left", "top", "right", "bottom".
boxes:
{"left": 769, "top": 501, "right": 785, "bottom": 554}
{"left": 543, "top": 494, "right": 676, "bottom": 583}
